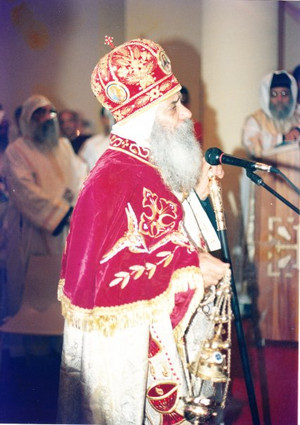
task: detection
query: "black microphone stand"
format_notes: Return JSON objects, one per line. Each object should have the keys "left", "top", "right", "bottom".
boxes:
{"left": 208, "top": 177, "right": 261, "bottom": 425}
{"left": 218, "top": 224, "right": 261, "bottom": 425}
{"left": 246, "top": 170, "right": 300, "bottom": 215}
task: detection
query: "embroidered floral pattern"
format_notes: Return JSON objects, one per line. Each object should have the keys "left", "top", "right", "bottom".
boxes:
{"left": 110, "top": 135, "right": 150, "bottom": 162}
{"left": 140, "top": 188, "right": 177, "bottom": 238}
{"left": 113, "top": 46, "right": 155, "bottom": 88}
{"left": 91, "top": 39, "right": 181, "bottom": 122}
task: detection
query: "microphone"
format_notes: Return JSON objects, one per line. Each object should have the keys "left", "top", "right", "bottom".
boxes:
{"left": 205, "top": 147, "right": 278, "bottom": 173}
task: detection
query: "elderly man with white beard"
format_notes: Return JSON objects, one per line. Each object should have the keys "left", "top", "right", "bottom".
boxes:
{"left": 1, "top": 94, "right": 87, "bottom": 337}
{"left": 57, "top": 38, "right": 229, "bottom": 425}
{"left": 242, "top": 70, "right": 300, "bottom": 157}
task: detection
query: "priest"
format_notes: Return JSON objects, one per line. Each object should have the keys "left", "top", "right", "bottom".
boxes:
{"left": 57, "top": 37, "right": 229, "bottom": 424}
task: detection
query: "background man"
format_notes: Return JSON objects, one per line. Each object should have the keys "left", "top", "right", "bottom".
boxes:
{"left": 1, "top": 94, "right": 87, "bottom": 329}
{"left": 242, "top": 70, "right": 299, "bottom": 157}
{"left": 79, "top": 106, "right": 115, "bottom": 172}
{"left": 241, "top": 70, "right": 299, "bottom": 346}
{"left": 292, "top": 64, "right": 300, "bottom": 121}
{"left": 57, "top": 38, "right": 229, "bottom": 424}
{"left": 58, "top": 109, "right": 93, "bottom": 154}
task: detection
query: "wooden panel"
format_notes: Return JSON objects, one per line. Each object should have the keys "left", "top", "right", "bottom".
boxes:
{"left": 254, "top": 142, "right": 299, "bottom": 341}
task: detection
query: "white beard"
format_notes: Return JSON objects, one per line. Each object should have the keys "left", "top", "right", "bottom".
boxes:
{"left": 150, "top": 119, "right": 203, "bottom": 194}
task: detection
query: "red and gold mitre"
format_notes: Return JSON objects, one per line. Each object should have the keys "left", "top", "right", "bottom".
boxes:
{"left": 91, "top": 37, "right": 181, "bottom": 122}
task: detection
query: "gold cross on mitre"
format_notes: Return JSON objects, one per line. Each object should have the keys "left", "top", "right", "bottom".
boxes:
{"left": 104, "top": 35, "right": 115, "bottom": 49}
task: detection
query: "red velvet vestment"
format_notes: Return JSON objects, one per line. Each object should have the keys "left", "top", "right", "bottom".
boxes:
{"left": 58, "top": 135, "right": 204, "bottom": 337}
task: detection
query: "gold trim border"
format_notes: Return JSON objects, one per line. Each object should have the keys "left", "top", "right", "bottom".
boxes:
{"left": 58, "top": 266, "right": 204, "bottom": 336}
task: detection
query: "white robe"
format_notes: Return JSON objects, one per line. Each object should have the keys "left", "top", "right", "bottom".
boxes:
{"left": 1, "top": 136, "right": 87, "bottom": 329}
{"left": 78, "top": 133, "right": 110, "bottom": 172}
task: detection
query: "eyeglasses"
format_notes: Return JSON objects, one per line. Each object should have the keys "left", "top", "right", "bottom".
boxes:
{"left": 32, "top": 107, "right": 57, "bottom": 120}
{"left": 270, "top": 89, "right": 290, "bottom": 98}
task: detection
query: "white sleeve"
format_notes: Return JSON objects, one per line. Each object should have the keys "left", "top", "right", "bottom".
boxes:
{"left": 242, "top": 116, "right": 282, "bottom": 155}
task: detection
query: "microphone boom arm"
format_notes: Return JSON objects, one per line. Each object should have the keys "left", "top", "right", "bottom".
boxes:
{"left": 246, "top": 170, "right": 300, "bottom": 215}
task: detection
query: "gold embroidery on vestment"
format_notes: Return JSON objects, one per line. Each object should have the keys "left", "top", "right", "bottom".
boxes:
{"left": 58, "top": 265, "right": 203, "bottom": 335}
{"left": 100, "top": 188, "right": 196, "bottom": 289}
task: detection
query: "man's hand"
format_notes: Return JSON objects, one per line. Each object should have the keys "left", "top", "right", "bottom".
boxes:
{"left": 199, "top": 252, "right": 230, "bottom": 288}
{"left": 195, "top": 158, "right": 224, "bottom": 200}
{"left": 284, "top": 127, "right": 300, "bottom": 142}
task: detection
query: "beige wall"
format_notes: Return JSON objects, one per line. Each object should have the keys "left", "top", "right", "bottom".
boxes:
{"left": 126, "top": 0, "right": 279, "bottom": 155}
{"left": 1, "top": 0, "right": 298, "bottom": 140}
{"left": 282, "top": 2, "right": 300, "bottom": 73}
{"left": 125, "top": 0, "right": 202, "bottom": 125}
{"left": 200, "top": 1, "right": 278, "bottom": 153}
{"left": 0, "top": 0, "right": 298, "bottom": 291}
{"left": 198, "top": 1, "right": 278, "bottom": 234}
{"left": 0, "top": 0, "right": 125, "bottom": 132}
{"left": 125, "top": 0, "right": 280, "bottom": 238}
